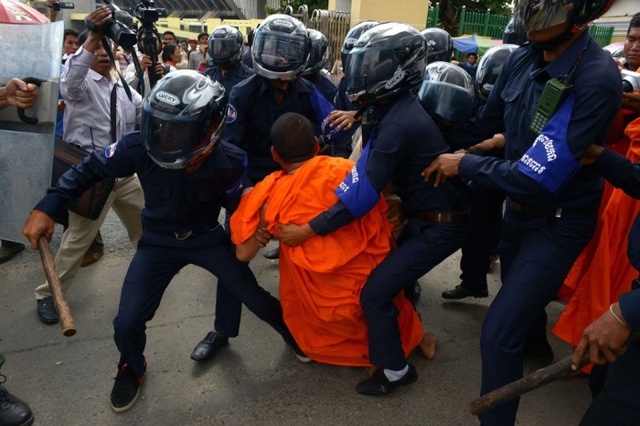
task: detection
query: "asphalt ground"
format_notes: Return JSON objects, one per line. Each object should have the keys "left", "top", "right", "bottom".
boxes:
{"left": 1, "top": 210, "right": 592, "bottom": 425}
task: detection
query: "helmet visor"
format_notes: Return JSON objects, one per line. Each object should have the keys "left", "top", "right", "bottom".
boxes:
{"left": 142, "top": 107, "right": 209, "bottom": 169}
{"left": 513, "top": 0, "right": 571, "bottom": 33}
{"left": 417, "top": 81, "right": 477, "bottom": 126}
{"left": 345, "top": 46, "right": 399, "bottom": 95}
{"left": 210, "top": 38, "right": 241, "bottom": 62}
{"left": 253, "top": 31, "right": 308, "bottom": 72}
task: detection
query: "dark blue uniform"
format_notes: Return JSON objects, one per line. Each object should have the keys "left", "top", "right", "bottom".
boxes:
{"left": 310, "top": 92, "right": 470, "bottom": 371}
{"left": 446, "top": 30, "right": 621, "bottom": 425}
{"left": 303, "top": 72, "right": 338, "bottom": 107}
{"left": 224, "top": 75, "right": 348, "bottom": 183}
{"left": 34, "top": 134, "right": 296, "bottom": 379}
{"left": 204, "top": 63, "right": 255, "bottom": 95}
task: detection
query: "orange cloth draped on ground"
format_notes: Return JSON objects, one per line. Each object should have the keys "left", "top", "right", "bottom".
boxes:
{"left": 553, "top": 117, "right": 640, "bottom": 347}
{"left": 230, "top": 156, "right": 424, "bottom": 366}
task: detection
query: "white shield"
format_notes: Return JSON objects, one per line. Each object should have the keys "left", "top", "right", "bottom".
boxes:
{"left": 0, "top": 21, "right": 63, "bottom": 242}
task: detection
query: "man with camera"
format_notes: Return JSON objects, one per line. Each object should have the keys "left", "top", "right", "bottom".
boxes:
{"left": 33, "top": 6, "right": 145, "bottom": 325}
{"left": 621, "top": 13, "right": 640, "bottom": 113}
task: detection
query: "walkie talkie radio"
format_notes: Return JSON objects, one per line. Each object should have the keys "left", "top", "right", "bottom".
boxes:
{"left": 529, "top": 48, "right": 586, "bottom": 135}
{"left": 529, "top": 77, "right": 572, "bottom": 135}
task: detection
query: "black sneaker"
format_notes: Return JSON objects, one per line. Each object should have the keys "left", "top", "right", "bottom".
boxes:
{"left": 110, "top": 364, "right": 144, "bottom": 413}
{"left": 0, "top": 385, "right": 34, "bottom": 426}
{"left": 356, "top": 364, "right": 418, "bottom": 396}
{"left": 291, "top": 343, "right": 312, "bottom": 363}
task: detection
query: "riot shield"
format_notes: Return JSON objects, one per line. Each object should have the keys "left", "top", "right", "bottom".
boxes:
{"left": 0, "top": 21, "right": 63, "bottom": 243}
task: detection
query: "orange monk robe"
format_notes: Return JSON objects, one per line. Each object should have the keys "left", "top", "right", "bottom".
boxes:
{"left": 230, "top": 156, "right": 424, "bottom": 367}
{"left": 558, "top": 109, "right": 636, "bottom": 301}
{"left": 553, "top": 117, "right": 640, "bottom": 348}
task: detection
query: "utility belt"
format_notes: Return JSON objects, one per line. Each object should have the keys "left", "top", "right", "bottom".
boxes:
{"left": 144, "top": 223, "right": 221, "bottom": 240}
{"left": 409, "top": 210, "right": 470, "bottom": 223}
{"left": 509, "top": 201, "right": 589, "bottom": 218}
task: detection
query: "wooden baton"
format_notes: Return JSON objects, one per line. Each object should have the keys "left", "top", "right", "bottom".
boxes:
{"left": 37, "top": 235, "right": 76, "bottom": 337}
{"left": 468, "top": 333, "right": 640, "bottom": 416}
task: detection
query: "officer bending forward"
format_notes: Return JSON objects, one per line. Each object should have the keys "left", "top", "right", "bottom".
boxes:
{"left": 22, "top": 71, "right": 299, "bottom": 413}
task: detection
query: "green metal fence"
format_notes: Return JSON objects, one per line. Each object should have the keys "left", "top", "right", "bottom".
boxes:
{"left": 426, "top": 5, "right": 614, "bottom": 48}
{"left": 457, "top": 7, "right": 510, "bottom": 38}
{"left": 589, "top": 25, "right": 614, "bottom": 47}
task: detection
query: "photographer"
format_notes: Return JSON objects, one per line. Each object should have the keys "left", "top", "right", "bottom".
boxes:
{"left": 124, "top": 31, "right": 168, "bottom": 97}
{"left": 32, "top": 6, "right": 145, "bottom": 325}
{"left": 620, "top": 12, "right": 640, "bottom": 114}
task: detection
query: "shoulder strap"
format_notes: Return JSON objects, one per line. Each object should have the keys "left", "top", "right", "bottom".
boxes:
{"left": 110, "top": 84, "right": 117, "bottom": 143}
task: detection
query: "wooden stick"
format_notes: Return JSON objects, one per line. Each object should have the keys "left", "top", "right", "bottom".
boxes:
{"left": 37, "top": 236, "right": 76, "bottom": 337}
{"left": 469, "top": 333, "right": 640, "bottom": 416}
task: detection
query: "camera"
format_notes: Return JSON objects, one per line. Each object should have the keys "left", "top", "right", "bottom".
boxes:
{"left": 47, "top": 1, "right": 75, "bottom": 11}
{"left": 134, "top": 0, "right": 166, "bottom": 25}
{"left": 101, "top": 0, "right": 137, "bottom": 49}
{"left": 621, "top": 69, "right": 640, "bottom": 93}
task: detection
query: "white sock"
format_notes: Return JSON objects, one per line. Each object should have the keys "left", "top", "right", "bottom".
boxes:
{"left": 383, "top": 365, "right": 409, "bottom": 382}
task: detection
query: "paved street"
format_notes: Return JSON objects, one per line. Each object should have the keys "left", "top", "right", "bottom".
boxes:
{"left": 1, "top": 211, "right": 592, "bottom": 425}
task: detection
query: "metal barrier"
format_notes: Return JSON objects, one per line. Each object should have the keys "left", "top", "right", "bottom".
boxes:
{"left": 457, "top": 7, "right": 510, "bottom": 38}
{"left": 589, "top": 25, "right": 614, "bottom": 47}
{"left": 307, "top": 9, "right": 350, "bottom": 72}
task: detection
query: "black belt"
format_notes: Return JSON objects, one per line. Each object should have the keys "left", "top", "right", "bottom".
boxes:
{"left": 409, "top": 210, "right": 470, "bottom": 223}
{"left": 145, "top": 223, "right": 220, "bottom": 240}
{"left": 509, "top": 201, "right": 564, "bottom": 218}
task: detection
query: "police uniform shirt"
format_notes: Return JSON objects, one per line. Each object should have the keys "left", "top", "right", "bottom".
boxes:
{"left": 335, "top": 77, "right": 357, "bottom": 112}
{"left": 310, "top": 92, "right": 470, "bottom": 235}
{"left": 446, "top": 30, "right": 621, "bottom": 209}
{"left": 223, "top": 74, "right": 324, "bottom": 184}
{"left": 304, "top": 72, "right": 339, "bottom": 107}
{"left": 204, "top": 63, "right": 255, "bottom": 96}
{"left": 35, "top": 134, "right": 250, "bottom": 235}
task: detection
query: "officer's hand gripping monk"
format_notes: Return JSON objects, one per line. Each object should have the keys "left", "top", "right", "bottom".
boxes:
{"left": 22, "top": 70, "right": 299, "bottom": 414}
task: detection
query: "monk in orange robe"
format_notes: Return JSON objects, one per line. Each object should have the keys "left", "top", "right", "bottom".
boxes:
{"left": 553, "top": 116, "right": 640, "bottom": 348}
{"left": 230, "top": 113, "right": 430, "bottom": 367}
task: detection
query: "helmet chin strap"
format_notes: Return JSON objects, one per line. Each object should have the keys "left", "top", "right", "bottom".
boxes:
{"left": 531, "top": 23, "right": 583, "bottom": 52}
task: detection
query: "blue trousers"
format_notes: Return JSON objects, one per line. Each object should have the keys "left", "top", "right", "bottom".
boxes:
{"left": 113, "top": 227, "right": 294, "bottom": 378}
{"left": 460, "top": 186, "right": 504, "bottom": 291}
{"left": 361, "top": 218, "right": 468, "bottom": 370}
{"left": 478, "top": 205, "right": 597, "bottom": 425}
{"left": 580, "top": 339, "right": 640, "bottom": 425}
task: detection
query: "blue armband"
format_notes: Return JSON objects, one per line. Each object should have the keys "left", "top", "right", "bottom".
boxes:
{"left": 334, "top": 136, "right": 380, "bottom": 218}
{"left": 518, "top": 93, "right": 579, "bottom": 194}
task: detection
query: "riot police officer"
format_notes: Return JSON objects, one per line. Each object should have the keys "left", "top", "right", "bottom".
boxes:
{"left": 23, "top": 71, "right": 300, "bottom": 413}
{"left": 275, "top": 22, "right": 470, "bottom": 395}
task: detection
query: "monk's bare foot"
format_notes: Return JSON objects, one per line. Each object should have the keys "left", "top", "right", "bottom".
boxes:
{"left": 363, "top": 366, "right": 378, "bottom": 376}
{"left": 418, "top": 332, "right": 437, "bottom": 360}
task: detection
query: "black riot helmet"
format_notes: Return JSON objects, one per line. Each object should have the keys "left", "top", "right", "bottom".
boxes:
{"left": 142, "top": 70, "right": 228, "bottom": 169}
{"left": 475, "top": 44, "right": 519, "bottom": 104}
{"left": 341, "top": 20, "right": 379, "bottom": 75}
{"left": 417, "top": 61, "right": 477, "bottom": 127}
{"left": 513, "top": 0, "right": 615, "bottom": 34}
{"left": 502, "top": 17, "right": 528, "bottom": 45}
{"left": 421, "top": 27, "right": 453, "bottom": 64}
{"left": 303, "top": 29, "right": 328, "bottom": 76}
{"left": 251, "top": 14, "right": 310, "bottom": 81}
{"left": 208, "top": 25, "right": 244, "bottom": 70}
{"left": 345, "top": 22, "right": 427, "bottom": 108}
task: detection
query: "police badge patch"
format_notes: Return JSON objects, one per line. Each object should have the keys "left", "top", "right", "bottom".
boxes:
{"left": 227, "top": 104, "right": 237, "bottom": 123}
{"left": 105, "top": 141, "right": 118, "bottom": 158}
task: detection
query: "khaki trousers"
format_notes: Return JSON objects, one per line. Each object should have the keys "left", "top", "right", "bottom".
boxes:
{"left": 34, "top": 175, "right": 144, "bottom": 299}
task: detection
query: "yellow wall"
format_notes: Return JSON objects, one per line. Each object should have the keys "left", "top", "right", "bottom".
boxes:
{"left": 329, "top": 0, "right": 430, "bottom": 30}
